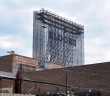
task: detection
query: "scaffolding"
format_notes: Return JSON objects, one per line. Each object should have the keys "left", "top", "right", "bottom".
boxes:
{"left": 33, "top": 8, "right": 84, "bottom": 67}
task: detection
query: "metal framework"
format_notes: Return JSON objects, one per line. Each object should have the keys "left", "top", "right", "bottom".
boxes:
{"left": 33, "top": 8, "right": 84, "bottom": 67}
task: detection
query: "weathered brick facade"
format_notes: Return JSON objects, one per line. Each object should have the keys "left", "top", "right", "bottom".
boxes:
{"left": 13, "top": 54, "right": 37, "bottom": 67}
{"left": 0, "top": 54, "right": 38, "bottom": 72}
{"left": 0, "top": 54, "right": 64, "bottom": 72}
{"left": 45, "top": 62, "right": 64, "bottom": 69}
{"left": 23, "top": 62, "right": 110, "bottom": 96}
{"left": 0, "top": 54, "right": 110, "bottom": 96}
{"left": 0, "top": 55, "right": 13, "bottom": 72}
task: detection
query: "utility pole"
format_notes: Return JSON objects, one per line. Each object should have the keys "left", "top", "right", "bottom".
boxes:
{"left": 65, "top": 73, "right": 67, "bottom": 96}
{"left": 15, "top": 63, "right": 22, "bottom": 94}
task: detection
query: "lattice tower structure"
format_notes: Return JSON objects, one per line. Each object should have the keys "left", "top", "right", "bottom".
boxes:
{"left": 33, "top": 9, "right": 84, "bottom": 67}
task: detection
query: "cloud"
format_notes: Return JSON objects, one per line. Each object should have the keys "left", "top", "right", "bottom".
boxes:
{"left": 0, "top": 1, "right": 34, "bottom": 57}
{"left": 0, "top": 36, "right": 13, "bottom": 48}
{"left": 0, "top": 34, "right": 32, "bottom": 57}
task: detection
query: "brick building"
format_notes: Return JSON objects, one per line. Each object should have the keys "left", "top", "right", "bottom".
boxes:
{"left": 22, "top": 62, "right": 110, "bottom": 96}
{"left": 0, "top": 54, "right": 38, "bottom": 72}
{"left": 0, "top": 54, "right": 110, "bottom": 96}
{"left": 0, "top": 54, "right": 64, "bottom": 72}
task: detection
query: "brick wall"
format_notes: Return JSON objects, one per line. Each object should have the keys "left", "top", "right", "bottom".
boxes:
{"left": 45, "top": 62, "right": 64, "bottom": 69}
{"left": 0, "top": 55, "right": 13, "bottom": 72}
{"left": 0, "top": 54, "right": 39, "bottom": 72}
{"left": 13, "top": 54, "right": 38, "bottom": 67}
{"left": 23, "top": 62, "right": 110, "bottom": 95}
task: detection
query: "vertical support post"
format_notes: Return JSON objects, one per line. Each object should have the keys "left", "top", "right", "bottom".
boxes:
{"left": 18, "top": 81, "right": 21, "bottom": 94}
{"left": 18, "top": 63, "right": 22, "bottom": 94}
{"left": 66, "top": 73, "right": 67, "bottom": 96}
{"left": 15, "top": 63, "right": 22, "bottom": 94}
{"left": 24, "top": 82, "right": 26, "bottom": 94}
{"left": 0, "top": 78, "right": 2, "bottom": 93}
{"left": 35, "top": 83, "right": 36, "bottom": 94}
{"left": 13, "top": 80, "right": 15, "bottom": 93}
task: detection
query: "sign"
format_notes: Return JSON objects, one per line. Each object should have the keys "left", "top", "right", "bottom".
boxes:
{"left": 49, "top": 31, "right": 76, "bottom": 46}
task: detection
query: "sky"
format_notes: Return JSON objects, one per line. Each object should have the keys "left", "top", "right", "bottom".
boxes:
{"left": 0, "top": 0, "right": 110, "bottom": 64}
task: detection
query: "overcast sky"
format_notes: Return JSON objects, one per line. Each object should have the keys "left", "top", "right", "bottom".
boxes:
{"left": 0, "top": 0, "right": 110, "bottom": 64}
